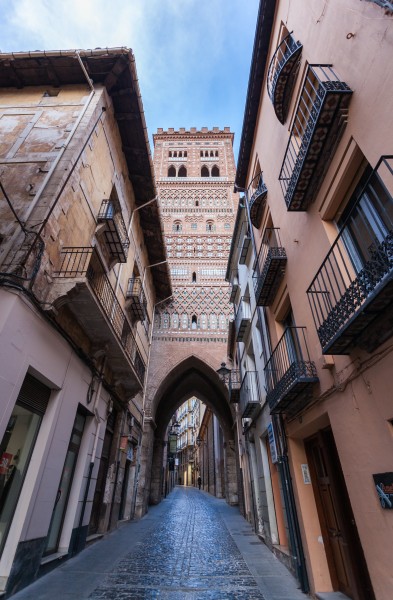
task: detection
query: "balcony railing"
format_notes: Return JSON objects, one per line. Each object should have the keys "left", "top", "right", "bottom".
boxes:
{"left": 264, "top": 327, "right": 318, "bottom": 415}
{"left": 239, "top": 231, "right": 251, "bottom": 264}
{"left": 279, "top": 65, "right": 352, "bottom": 211}
{"left": 248, "top": 173, "right": 268, "bottom": 228}
{"left": 267, "top": 32, "right": 303, "bottom": 124}
{"left": 126, "top": 277, "right": 147, "bottom": 321}
{"left": 229, "top": 283, "right": 239, "bottom": 303}
{"left": 240, "top": 371, "right": 261, "bottom": 419}
{"left": 55, "top": 247, "right": 145, "bottom": 386}
{"left": 97, "top": 199, "right": 130, "bottom": 263}
{"left": 253, "top": 228, "right": 287, "bottom": 306}
{"left": 234, "top": 298, "right": 251, "bottom": 342}
{"left": 307, "top": 156, "right": 393, "bottom": 355}
{"left": 229, "top": 370, "right": 241, "bottom": 403}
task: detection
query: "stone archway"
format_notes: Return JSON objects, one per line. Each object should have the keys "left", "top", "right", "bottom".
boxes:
{"left": 135, "top": 356, "right": 239, "bottom": 517}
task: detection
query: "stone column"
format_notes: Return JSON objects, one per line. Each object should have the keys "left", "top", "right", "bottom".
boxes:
{"left": 134, "top": 419, "right": 155, "bottom": 518}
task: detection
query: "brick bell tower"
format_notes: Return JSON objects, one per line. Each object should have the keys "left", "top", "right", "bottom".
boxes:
{"left": 151, "top": 126, "right": 236, "bottom": 351}
{"left": 138, "top": 127, "right": 238, "bottom": 510}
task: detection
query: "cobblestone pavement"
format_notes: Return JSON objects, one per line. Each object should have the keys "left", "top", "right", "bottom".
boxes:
{"left": 11, "top": 487, "right": 305, "bottom": 600}
{"left": 89, "top": 487, "right": 265, "bottom": 600}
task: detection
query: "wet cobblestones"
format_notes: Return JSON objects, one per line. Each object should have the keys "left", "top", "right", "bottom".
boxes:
{"left": 89, "top": 488, "right": 265, "bottom": 599}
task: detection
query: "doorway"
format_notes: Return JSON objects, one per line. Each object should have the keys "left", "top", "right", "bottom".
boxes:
{"left": 44, "top": 410, "right": 86, "bottom": 555}
{"left": 305, "top": 429, "right": 374, "bottom": 600}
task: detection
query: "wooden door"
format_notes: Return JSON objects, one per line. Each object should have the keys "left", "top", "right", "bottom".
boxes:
{"left": 305, "top": 429, "right": 374, "bottom": 600}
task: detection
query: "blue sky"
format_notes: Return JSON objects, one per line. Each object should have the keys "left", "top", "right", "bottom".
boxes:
{"left": 0, "top": 0, "right": 260, "bottom": 160}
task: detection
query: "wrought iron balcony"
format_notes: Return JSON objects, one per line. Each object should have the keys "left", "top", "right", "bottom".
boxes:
{"left": 307, "top": 156, "right": 393, "bottom": 355}
{"left": 53, "top": 247, "right": 146, "bottom": 392}
{"left": 267, "top": 32, "right": 303, "bottom": 124}
{"left": 279, "top": 65, "right": 352, "bottom": 211}
{"left": 239, "top": 234, "right": 251, "bottom": 264}
{"left": 264, "top": 327, "right": 318, "bottom": 415}
{"left": 240, "top": 371, "right": 261, "bottom": 419}
{"left": 229, "top": 370, "right": 241, "bottom": 403}
{"left": 126, "top": 277, "right": 147, "bottom": 321}
{"left": 234, "top": 297, "right": 251, "bottom": 342}
{"left": 97, "top": 199, "right": 130, "bottom": 263}
{"left": 248, "top": 173, "right": 268, "bottom": 229}
{"left": 253, "top": 228, "right": 287, "bottom": 306}
{"left": 229, "top": 282, "right": 239, "bottom": 303}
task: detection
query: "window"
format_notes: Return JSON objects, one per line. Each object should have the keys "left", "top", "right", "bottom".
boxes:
{"left": 173, "top": 221, "right": 182, "bottom": 232}
{"left": 0, "top": 373, "right": 50, "bottom": 554}
{"left": 201, "top": 166, "right": 209, "bottom": 178}
{"left": 168, "top": 165, "right": 176, "bottom": 177}
{"left": 195, "top": 200, "right": 199, "bottom": 207}
{"left": 338, "top": 166, "right": 393, "bottom": 272}
{"left": 211, "top": 165, "right": 220, "bottom": 177}
{"left": 206, "top": 221, "right": 215, "bottom": 232}
{"left": 224, "top": 223, "right": 230, "bottom": 230}
{"left": 191, "top": 315, "right": 198, "bottom": 329}
{"left": 169, "top": 151, "right": 172, "bottom": 157}
{"left": 192, "top": 272, "right": 197, "bottom": 282}
{"left": 191, "top": 223, "right": 197, "bottom": 230}
{"left": 178, "top": 165, "right": 187, "bottom": 177}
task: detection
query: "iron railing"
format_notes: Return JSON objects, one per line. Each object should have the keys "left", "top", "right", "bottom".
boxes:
{"left": 279, "top": 65, "right": 352, "bottom": 211}
{"left": 229, "top": 370, "right": 241, "bottom": 403}
{"left": 240, "top": 371, "right": 262, "bottom": 419}
{"left": 307, "top": 156, "right": 393, "bottom": 354}
{"left": 264, "top": 327, "right": 318, "bottom": 412}
{"left": 234, "top": 297, "right": 251, "bottom": 342}
{"left": 248, "top": 172, "right": 268, "bottom": 228}
{"left": 97, "top": 199, "right": 130, "bottom": 262}
{"left": 126, "top": 277, "right": 147, "bottom": 321}
{"left": 238, "top": 222, "right": 251, "bottom": 264}
{"left": 253, "top": 228, "right": 287, "bottom": 306}
{"left": 55, "top": 247, "right": 145, "bottom": 383}
{"left": 267, "top": 31, "right": 303, "bottom": 124}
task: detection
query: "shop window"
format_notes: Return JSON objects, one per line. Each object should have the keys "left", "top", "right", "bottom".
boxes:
{"left": 0, "top": 373, "right": 50, "bottom": 554}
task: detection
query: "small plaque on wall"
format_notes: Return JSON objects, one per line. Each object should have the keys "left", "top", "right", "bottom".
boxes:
{"left": 373, "top": 472, "right": 393, "bottom": 509}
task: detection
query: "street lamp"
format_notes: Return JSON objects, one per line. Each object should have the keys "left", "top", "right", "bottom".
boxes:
{"left": 216, "top": 362, "right": 232, "bottom": 384}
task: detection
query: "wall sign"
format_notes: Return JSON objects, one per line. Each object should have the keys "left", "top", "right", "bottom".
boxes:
{"left": 373, "top": 472, "right": 393, "bottom": 509}
{"left": 267, "top": 422, "right": 278, "bottom": 464}
{"left": 301, "top": 464, "right": 311, "bottom": 485}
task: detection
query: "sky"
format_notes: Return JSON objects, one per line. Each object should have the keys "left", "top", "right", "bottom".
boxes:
{"left": 0, "top": 0, "right": 260, "bottom": 161}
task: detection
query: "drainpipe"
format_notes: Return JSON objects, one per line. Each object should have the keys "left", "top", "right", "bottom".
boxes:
{"left": 0, "top": 52, "right": 96, "bottom": 270}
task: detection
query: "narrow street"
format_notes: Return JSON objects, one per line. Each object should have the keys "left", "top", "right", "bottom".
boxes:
{"left": 12, "top": 487, "right": 305, "bottom": 600}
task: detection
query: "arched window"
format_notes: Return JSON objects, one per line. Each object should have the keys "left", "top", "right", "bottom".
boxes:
{"left": 191, "top": 315, "right": 197, "bottom": 329}
{"left": 169, "top": 151, "right": 172, "bottom": 157}
{"left": 212, "top": 165, "right": 220, "bottom": 177}
{"left": 174, "top": 151, "right": 177, "bottom": 157}
{"left": 178, "top": 165, "right": 187, "bottom": 177}
{"left": 192, "top": 272, "right": 196, "bottom": 282}
{"left": 195, "top": 200, "right": 199, "bottom": 206}
{"left": 210, "top": 150, "right": 214, "bottom": 157}
{"left": 200, "top": 150, "right": 203, "bottom": 157}
{"left": 173, "top": 220, "right": 182, "bottom": 232}
{"left": 184, "top": 151, "right": 187, "bottom": 157}
{"left": 224, "top": 223, "right": 230, "bottom": 229}
{"left": 215, "top": 150, "right": 218, "bottom": 157}
{"left": 205, "top": 150, "right": 208, "bottom": 157}
{"left": 168, "top": 165, "right": 176, "bottom": 177}
{"left": 206, "top": 220, "right": 215, "bottom": 232}
{"left": 201, "top": 165, "right": 209, "bottom": 177}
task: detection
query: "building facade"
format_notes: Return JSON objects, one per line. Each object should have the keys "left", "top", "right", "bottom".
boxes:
{"left": 0, "top": 49, "right": 170, "bottom": 595}
{"left": 230, "top": 1, "right": 393, "bottom": 599}
{"left": 136, "top": 127, "right": 240, "bottom": 515}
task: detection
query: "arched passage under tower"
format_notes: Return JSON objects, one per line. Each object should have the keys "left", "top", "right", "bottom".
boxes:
{"left": 135, "top": 356, "right": 239, "bottom": 517}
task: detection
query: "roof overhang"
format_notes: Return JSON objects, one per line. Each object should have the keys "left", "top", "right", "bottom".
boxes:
{"left": 0, "top": 48, "right": 171, "bottom": 299}
{"left": 236, "top": 0, "right": 277, "bottom": 189}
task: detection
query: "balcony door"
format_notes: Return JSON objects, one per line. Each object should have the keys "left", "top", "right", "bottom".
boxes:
{"left": 339, "top": 167, "right": 393, "bottom": 273}
{"left": 305, "top": 429, "right": 374, "bottom": 600}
